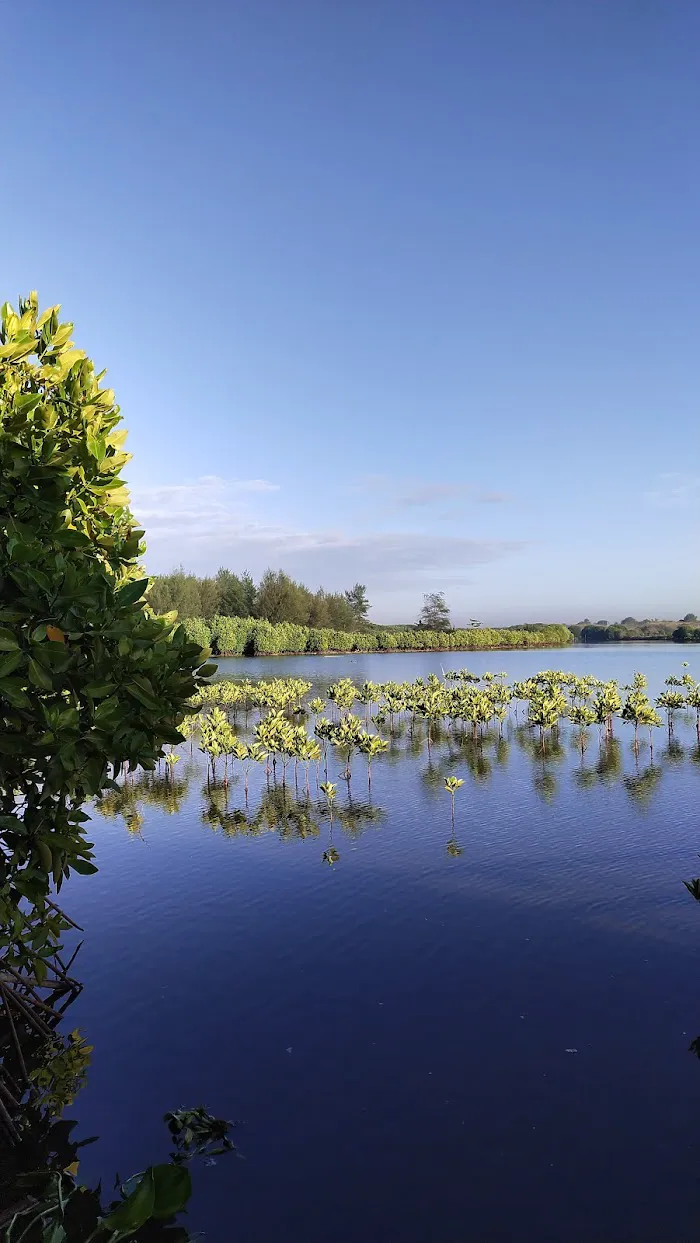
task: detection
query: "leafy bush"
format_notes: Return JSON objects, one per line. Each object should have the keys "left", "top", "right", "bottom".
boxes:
{"left": 209, "top": 614, "right": 251, "bottom": 655}
{"left": 182, "top": 616, "right": 213, "bottom": 649}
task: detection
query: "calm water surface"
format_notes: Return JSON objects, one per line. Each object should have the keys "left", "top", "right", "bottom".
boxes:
{"left": 64, "top": 645, "right": 700, "bottom": 1242}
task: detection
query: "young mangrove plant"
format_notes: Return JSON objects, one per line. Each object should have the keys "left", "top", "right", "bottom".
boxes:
{"left": 622, "top": 677, "right": 662, "bottom": 753}
{"left": 592, "top": 681, "right": 622, "bottom": 739}
{"left": 327, "top": 677, "right": 357, "bottom": 717}
{"left": 358, "top": 733, "right": 389, "bottom": 787}
{"left": 319, "top": 781, "right": 340, "bottom": 864}
{"left": 568, "top": 703, "right": 597, "bottom": 753}
{"left": 444, "top": 775, "right": 464, "bottom": 825}
{"left": 655, "top": 688, "right": 686, "bottom": 735}
{"left": 330, "top": 713, "right": 365, "bottom": 781}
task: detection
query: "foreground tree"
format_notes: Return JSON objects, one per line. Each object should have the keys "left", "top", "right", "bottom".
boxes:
{"left": 418, "top": 591, "right": 451, "bottom": 631}
{"left": 0, "top": 293, "right": 212, "bottom": 995}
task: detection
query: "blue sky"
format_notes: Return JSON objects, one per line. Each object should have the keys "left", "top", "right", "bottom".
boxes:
{"left": 2, "top": 1, "right": 698, "bottom": 624}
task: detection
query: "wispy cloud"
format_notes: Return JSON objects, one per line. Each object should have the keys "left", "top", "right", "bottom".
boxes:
{"left": 395, "top": 482, "right": 471, "bottom": 507}
{"left": 133, "top": 475, "right": 523, "bottom": 588}
{"left": 355, "top": 474, "right": 512, "bottom": 509}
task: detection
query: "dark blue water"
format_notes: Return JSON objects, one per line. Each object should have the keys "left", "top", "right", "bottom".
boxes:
{"left": 63, "top": 645, "right": 700, "bottom": 1242}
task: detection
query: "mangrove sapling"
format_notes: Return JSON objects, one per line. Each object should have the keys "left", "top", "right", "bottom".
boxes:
{"left": 592, "top": 681, "right": 622, "bottom": 739}
{"left": 527, "top": 686, "right": 566, "bottom": 751}
{"left": 198, "top": 708, "right": 234, "bottom": 782}
{"left": 444, "top": 776, "right": 465, "bottom": 858}
{"left": 179, "top": 713, "right": 199, "bottom": 755}
{"left": 254, "top": 711, "right": 290, "bottom": 781}
{"left": 331, "top": 714, "right": 365, "bottom": 781}
{"left": 356, "top": 681, "right": 378, "bottom": 724}
{"left": 417, "top": 687, "right": 446, "bottom": 759}
{"left": 327, "top": 677, "right": 357, "bottom": 718}
{"left": 655, "top": 690, "right": 686, "bottom": 736}
{"left": 358, "top": 733, "right": 389, "bottom": 788}
{"left": 619, "top": 676, "right": 661, "bottom": 755}
{"left": 243, "top": 742, "right": 267, "bottom": 802}
{"left": 444, "top": 776, "right": 464, "bottom": 827}
{"left": 314, "top": 717, "right": 334, "bottom": 778}
{"left": 320, "top": 782, "right": 340, "bottom": 864}
{"left": 685, "top": 681, "right": 700, "bottom": 737}
{"left": 164, "top": 750, "right": 180, "bottom": 781}
{"left": 300, "top": 738, "right": 322, "bottom": 795}
{"left": 568, "top": 704, "right": 596, "bottom": 754}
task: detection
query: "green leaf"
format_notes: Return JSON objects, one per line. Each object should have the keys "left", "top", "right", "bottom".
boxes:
{"left": 28, "top": 657, "right": 53, "bottom": 690}
{"left": 0, "top": 680, "right": 30, "bottom": 709}
{"left": 84, "top": 682, "right": 116, "bottom": 698}
{"left": 0, "top": 627, "right": 19, "bottom": 650}
{"left": 0, "top": 650, "right": 22, "bottom": 678}
{"left": 13, "top": 392, "right": 42, "bottom": 416}
{"left": 125, "top": 680, "right": 161, "bottom": 711}
{"left": 70, "top": 859, "right": 99, "bottom": 875}
{"left": 103, "top": 1167, "right": 155, "bottom": 1231}
{"left": 117, "top": 578, "right": 149, "bottom": 607}
{"left": 151, "top": 1162, "right": 192, "bottom": 1218}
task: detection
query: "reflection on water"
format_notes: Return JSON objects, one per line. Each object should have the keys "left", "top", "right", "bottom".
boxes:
{"left": 92, "top": 717, "right": 699, "bottom": 842}
{"left": 72, "top": 647, "right": 700, "bottom": 1243}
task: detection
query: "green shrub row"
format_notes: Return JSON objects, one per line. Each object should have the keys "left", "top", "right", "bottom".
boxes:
{"left": 181, "top": 616, "right": 574, "bottom": 657}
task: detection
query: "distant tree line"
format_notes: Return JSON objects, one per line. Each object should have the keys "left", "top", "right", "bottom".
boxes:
{"left": 569, "top": 614, "right": 698, "bottom": 643}
{"left": 148, "top": 568, "right": 370, "bottom": 632}
{"left": 180, "top": 616, "right": 574, "bottom": 657}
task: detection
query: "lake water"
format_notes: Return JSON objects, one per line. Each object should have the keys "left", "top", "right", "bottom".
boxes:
{"left": 63, "top": 644, "right": 700, "bottom": 1242}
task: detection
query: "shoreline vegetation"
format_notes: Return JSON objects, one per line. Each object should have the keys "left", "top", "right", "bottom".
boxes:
{"left": 181, "top": 615, "right": 574, "bottom": 656}
{"left": 570, "top": 616, "right": 699, "bottom": 643}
